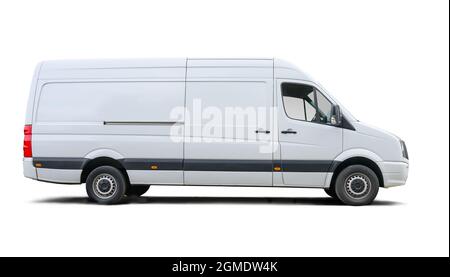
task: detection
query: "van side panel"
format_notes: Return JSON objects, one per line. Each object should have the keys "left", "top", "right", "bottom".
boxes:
{"left": 32, "top": 60, "right": 186, "bottom": 184}
{"left": 35, "top": 82, "right": 183, "bottom": 123}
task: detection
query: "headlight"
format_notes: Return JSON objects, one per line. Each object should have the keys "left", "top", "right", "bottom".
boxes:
{"left": 400, "top": 140, "right": 409, "bottom": 160}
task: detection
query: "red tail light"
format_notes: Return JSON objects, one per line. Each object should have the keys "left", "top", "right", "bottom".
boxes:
{"left": 23, "top": 125, "right": 32, "bottom": 158}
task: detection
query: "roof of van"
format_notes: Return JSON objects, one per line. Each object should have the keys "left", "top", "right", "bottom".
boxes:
{"left": 38, "top": 58, "right": 312, "bottom": 81}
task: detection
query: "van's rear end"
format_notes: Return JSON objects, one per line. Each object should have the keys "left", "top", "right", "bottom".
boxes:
{"left": 23, "top": 63, "right": 43, "bottom": 181}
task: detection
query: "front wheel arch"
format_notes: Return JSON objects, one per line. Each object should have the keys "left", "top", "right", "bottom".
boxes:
{"left": 330, "top": 157, "right": 384, "bottom": 190}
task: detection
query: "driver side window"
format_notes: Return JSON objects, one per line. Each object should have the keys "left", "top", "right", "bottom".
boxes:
{"left": 281, "top": 83, "right": 333, "bottom": 124}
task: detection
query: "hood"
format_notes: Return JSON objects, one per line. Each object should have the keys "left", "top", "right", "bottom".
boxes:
{"left": 353, "top": 121, "right": 400, "bottom": 142}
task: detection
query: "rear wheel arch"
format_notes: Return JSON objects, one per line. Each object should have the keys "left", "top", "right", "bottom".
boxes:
{"left": 330, "top": 157, "right": 384, "bottom": 189}
{"left": 80, "top": 157, "right": 130, "bottom": 185}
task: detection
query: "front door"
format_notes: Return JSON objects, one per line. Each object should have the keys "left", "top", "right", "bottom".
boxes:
{"left": 276, "top": 80, "right": 343, "bottom": 187}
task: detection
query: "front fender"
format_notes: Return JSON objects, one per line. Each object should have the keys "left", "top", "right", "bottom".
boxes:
{"left": 334, "top": 148, "right": 383, "bottom": 163}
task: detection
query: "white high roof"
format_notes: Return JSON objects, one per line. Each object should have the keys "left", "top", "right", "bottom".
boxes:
{"left": 38, "top": 58, "right": 312, "bottom": 81}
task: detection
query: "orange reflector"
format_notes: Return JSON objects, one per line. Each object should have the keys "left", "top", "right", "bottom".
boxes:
{"left": 274, "top": 166, "right": 281, "bottom": 171}
{"left": 150, "top": 165, "right": 158, "bottom": 170}
{"left": 35, "top": 163, "right": 42, "bottom": 168}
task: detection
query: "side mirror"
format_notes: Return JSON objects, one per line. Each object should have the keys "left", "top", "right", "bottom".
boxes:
{"left": 330, "top": 105, "right": 342, "bottom": 126}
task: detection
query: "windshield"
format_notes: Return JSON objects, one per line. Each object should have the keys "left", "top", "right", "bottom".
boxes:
{"left": 314, "top": 82, "right": 358, "bottom": 122}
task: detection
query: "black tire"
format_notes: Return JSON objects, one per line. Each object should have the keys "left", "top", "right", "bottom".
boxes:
{"left": 334, "top": 165, "right": 379, "bottom": 206}
{"left": 86, "top": 166, "right": 127, "bottom": 204}
{"left": 324, "top": 188, "right": 338, "bottom": 199}
{"left": 126, "top": 185, "right": 150, "bottom": 197}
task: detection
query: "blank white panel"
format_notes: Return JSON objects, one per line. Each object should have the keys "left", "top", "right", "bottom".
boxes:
{"left": 36, "top": 82, "right": 185, "bottom": 123}
{"left": 128, "top": 170, "right": 183, "bottom": 185}
{"left": 39, "top": 68, "right": 186, "bottom": 80}
{"left": 187, "top": 59, "right": 273, "bottom": 67}
{"left": 32, "top": 134, "right": 183, "bottom": 159}
{"left": 37, "top": 168, "right": 81, "bottom": 184}
{"left": 185, "top": 81, "right": 271, "bottom": 140}
{"left": 187, "top": 68, "right": 273, "bottom": 79}
{"left": 185, "top": 139, "right": 271, "bottom": 160}
{"left": 39, "top": 58, "right": 187, "bottom": 80}
{"left": 280, "top": 172, "right": 328, "bottom": 188}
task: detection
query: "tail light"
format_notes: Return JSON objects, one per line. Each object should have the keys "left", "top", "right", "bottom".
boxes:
{"left": 23, "top": 125, "right": 32, "bottom": 158}
{"left": 400, "top": 140, "right": 409, "bottom": 160}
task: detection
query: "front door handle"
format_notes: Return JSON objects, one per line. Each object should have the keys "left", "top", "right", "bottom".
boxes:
{"left": 281, "top": 128, "right": 297, "bottom": 134}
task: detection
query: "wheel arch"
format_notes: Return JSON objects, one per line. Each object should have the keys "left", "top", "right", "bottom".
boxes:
{"left": 331, "top": 156, "right": 384, "bottom": 188}
{"left": 80, "top": 156, "right": 130, "bottom": 185}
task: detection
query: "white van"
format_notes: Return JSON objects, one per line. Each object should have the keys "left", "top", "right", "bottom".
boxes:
{"left": 23, "top": 58, "right": 409, "bottom": 205}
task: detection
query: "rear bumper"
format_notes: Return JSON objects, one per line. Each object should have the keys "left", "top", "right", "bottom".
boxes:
{"left": 23, "top": 157, "right": 81, "bottom": 183}
{"left": 378, "top": 161, "right": 409, "bottom": 188}
{"left": 23, "top": 157, "right": 37, "bottom": 180}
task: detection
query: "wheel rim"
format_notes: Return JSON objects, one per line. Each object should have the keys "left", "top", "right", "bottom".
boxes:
{"left": 93, "top": 174, "right": 117, "bottom": 199}
{"left": 344, "top": 173, "right": 371, "bottom": 199}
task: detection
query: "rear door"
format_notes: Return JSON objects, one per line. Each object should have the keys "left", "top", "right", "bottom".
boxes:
{"left": 276, "top": 79, "right": 343, "bottom": 187}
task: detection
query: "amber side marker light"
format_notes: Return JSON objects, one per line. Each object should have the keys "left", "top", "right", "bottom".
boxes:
{"left": 274, "top": 166, "right": 281, "bottom": 171}
{"left": 35, "top": 163, "right": 43, "bottom": 168}
{"left": 150, "top": 165, "right": 158, "bottom": 170}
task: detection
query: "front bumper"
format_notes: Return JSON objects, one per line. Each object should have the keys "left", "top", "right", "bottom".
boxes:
{"left": 378, "top": 161, "right": 409, "bottom": 188}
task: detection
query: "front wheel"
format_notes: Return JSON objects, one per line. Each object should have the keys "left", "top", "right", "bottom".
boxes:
{"left": 127, "top": 185, "right": 150, "bottom": 197}
{"left": 334, "top": 165, "right": 379, "bottom": 206}
{"left": 86, "top": 166, "right": 127, "bottom": 204}
{"left": 324, "top": 188, "right": 337, "bottom": 199}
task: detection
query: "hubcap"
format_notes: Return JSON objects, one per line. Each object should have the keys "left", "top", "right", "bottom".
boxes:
{"left": 93, "top": 174, "right": 117, "bottom": 199}
{"left": 345, "top": 173, "right": 371, "bottom": 199}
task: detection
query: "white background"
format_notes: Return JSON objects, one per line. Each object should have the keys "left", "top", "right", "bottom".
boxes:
{"left": 0, "top": 0, "right": 448, "bottom": 257}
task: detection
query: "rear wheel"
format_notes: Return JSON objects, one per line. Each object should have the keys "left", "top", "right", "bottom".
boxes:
{"left": 127, "top": 185, "right": 150, "bottom": 197}
{"left": 334, "top": 165, "right": 379, "bottom": 206}
{"left": 86, "top": 166, "right": 127, "bottom": 204}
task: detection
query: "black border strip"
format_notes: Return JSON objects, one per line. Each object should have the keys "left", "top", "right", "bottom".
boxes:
{"left": 279, "top": 160, "right": 338, "bottom": 172}
{"left": 121, "top": 159, "right": 183, "bottom": 170}
{"left": 0, "top": 257, "right": 446, "bottom": 274}
{"left": 184, "top": 159, "right": 273, "bottom": 172}
{"left": 32, "top": 158, "right": 340, "bottom": 173}
{"left": 33, "top": 158, "right": 87, "bottom": 170}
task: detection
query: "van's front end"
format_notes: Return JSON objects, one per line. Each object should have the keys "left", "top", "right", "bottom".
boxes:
{"left": 283, "top": 75, "right": 408, "bottom": 205}
{"left": 313, "top": 79, "right": 409, "bottom": 194}
{"left": 344, "top": 120, "right": 409, "bottom": 188}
